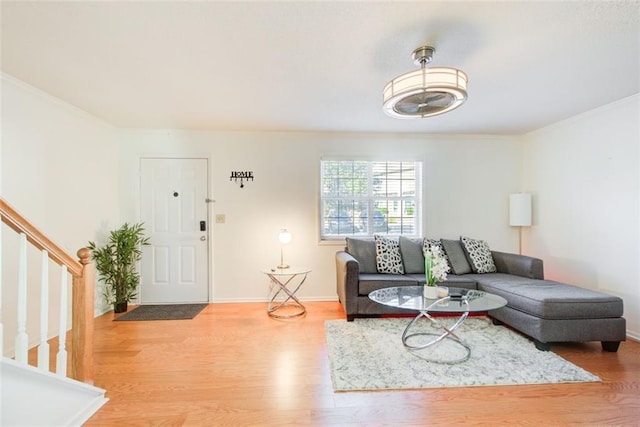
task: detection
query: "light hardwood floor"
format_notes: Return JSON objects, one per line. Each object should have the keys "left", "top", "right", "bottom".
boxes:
{"left": 84, "top": 302, "right": 640, "bottom": 426}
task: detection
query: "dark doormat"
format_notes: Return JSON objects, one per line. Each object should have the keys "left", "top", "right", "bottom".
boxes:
{"left": 114, "top": 304, "right": 208, "bottom": 321}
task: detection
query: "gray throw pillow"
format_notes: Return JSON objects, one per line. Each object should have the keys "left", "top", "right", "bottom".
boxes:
{"left": 346, "top": 238, "right": 377, "bottom": 273}
{"left": 399, "top": 236, "right": 424, "bottom": 274}
{"left": 460, "top": 236, "right": 497, "bottom": 273}
{"left": 440, "top": 239, "right": 473, "bottom": 275}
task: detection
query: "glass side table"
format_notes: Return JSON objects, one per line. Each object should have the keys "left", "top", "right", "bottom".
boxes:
{"left": 262, "top": 267, "right": 310, "bottom": 319}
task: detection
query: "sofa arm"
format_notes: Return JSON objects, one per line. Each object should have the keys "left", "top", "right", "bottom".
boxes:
{"left": 492, "top": 251, "right": 544, "bottom": 280}
{"left": 336, "top": 251, "right": 360, "bottom": 319}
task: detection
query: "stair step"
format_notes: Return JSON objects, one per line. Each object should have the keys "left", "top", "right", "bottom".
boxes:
{"left": 1, "top": 357, "right": 108, "bottom": 426}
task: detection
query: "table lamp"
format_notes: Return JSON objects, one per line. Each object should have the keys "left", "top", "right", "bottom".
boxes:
{"left": 277, "top": 229, "right": 292, "bottom": 269}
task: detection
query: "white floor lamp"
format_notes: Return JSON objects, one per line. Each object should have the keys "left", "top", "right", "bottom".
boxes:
{"left": 509, "top": 193, "right": 532, "bottom": 255}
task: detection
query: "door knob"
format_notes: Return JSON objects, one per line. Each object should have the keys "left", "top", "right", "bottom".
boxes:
{"left": 200, "top": 236, "right": 206, "bottom": 241}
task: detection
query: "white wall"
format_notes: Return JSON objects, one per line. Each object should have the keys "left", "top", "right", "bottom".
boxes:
{"left": 523, "top": 94, "right": 640, "bottom": 339}
{"left": 118, "top": 130, "right": 523, "bottom": 303}
{"left": 1, "top": 75, "right": 120, "bottom": 355}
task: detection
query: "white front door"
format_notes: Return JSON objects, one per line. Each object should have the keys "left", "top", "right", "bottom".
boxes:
{"left": 140, "top": 158, "right": 209, "bottom": 303}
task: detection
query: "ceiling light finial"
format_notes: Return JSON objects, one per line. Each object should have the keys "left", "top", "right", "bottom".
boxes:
{"left": 383, "top": 45, "right": 468, "bottom": 119}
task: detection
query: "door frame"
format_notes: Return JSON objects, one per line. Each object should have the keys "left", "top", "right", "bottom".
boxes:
{"left": 137, "top": 155, "right": 214, "bottom": 303}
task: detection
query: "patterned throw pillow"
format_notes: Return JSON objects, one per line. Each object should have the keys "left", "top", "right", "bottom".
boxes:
{"left": 422, "top": 238, "right": 452, "bottom": 270}
{"left": 374, "top": 235, "right": 405, "bottom": 274}
{"left": 460, "top": 236, "right": 497, "bottom": 274}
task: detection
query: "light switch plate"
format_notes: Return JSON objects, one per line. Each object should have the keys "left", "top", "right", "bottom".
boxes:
{"left": 215, "top": 214, "right": 226, "bottom": 224}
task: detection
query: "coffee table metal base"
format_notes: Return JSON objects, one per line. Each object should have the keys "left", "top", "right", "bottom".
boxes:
{"left": 402, "top": 297, "right": 471, "bottom": 363}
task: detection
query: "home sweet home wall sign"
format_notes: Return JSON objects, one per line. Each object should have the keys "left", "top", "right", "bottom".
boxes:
{"left": 230, "top": 171, "right": 254, "bottom": 188}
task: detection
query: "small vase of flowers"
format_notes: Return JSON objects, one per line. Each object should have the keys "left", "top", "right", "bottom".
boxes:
{"left": 424, "top": 245, "right": 450, "bottom": 299}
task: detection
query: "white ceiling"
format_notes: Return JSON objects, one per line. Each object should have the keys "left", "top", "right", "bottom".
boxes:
{"left": 2, "top": 1, "right": 639, "bottom": 135}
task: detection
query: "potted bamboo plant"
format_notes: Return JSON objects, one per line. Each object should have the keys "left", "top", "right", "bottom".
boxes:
{"left": 88, "top": 222, "right": 150, "bottom": 313}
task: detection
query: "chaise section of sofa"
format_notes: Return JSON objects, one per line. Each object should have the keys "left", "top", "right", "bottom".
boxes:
{"left": 335, "top": 236, "right": 626, "bottom": 351}
{"left": 471, "top": 273, "right": 626, "bottom": 351}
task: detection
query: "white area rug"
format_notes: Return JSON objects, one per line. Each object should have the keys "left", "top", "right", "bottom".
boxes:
{"left": 325, "top": 317, "right": 599, "bottom": 391}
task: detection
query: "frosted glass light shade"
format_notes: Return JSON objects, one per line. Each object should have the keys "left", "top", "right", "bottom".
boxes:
{"left": 278, "top": 229, "right": 292, "bottom": 244}
{"left": 509, "top": 193, "right": 532, "bottom": 227}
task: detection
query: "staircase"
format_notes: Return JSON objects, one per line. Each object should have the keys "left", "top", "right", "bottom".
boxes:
{"left": 1, "top": 198, "right": 107, "bottom": 426}
{"left": 2, "top": 358, "right": 107, "bottom": 426}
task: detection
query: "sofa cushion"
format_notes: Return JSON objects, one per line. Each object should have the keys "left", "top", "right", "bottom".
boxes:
{"left": 404, "top": 274, "right": 478, "bottom": 290}
{"left": 399, "top": 236, "right": 424, "bottom": 274}
{"left": 440, "top": 239, "right": 472, "bottom": 275}
{"left": 374, "top": 235, "right": 405, "bottom": 274}
{"left": 442, "top": 274, "right": 479, "bottom": 289}
{"left": 460, "top": 236, "right": 497, "bottom": 273}
{"left": 359, "top": 273, "right": 419, "bottom": 295}
{"left": 346, "top": 238, "right": 377, "bottom": 273}
{"left": 471, "top": 273, "right": 624, "bottom": 319}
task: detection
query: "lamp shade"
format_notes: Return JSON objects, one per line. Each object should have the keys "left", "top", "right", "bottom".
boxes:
{"left": 383, "top": 67, "right": 468, "bottom": 118}
{"left": 278, "top": 229, "right": 292, "bottom": 244}
{"left": 509, "top": 193, "right": 532, "bottom": 226}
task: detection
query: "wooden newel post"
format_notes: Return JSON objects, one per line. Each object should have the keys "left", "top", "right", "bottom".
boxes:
{"left": 71, "top": 247, "right": 95, "bottom": 384}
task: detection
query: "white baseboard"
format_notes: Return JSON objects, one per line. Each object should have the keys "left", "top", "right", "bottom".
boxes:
{"left": 626, "top": 331, "right": 639, "bottom": 342}
{"left": 210, "top": 296, "right": 339, "bottom": 303}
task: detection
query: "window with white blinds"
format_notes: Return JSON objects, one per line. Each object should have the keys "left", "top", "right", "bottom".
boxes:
{"left": 320, "top": 160, "right": 421, "bottom": 239}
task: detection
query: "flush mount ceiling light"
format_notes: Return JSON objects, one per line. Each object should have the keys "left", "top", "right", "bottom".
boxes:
{"left": 383, "top": 46, "right": 468, "bottom": 118}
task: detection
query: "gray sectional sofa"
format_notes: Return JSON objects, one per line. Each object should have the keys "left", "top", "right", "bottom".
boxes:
{"left": 335, "top": 236, "right": 626, "bottom": 352}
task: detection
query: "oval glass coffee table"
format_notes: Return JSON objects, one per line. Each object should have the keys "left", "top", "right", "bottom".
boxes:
{"left": 369, "top": 286, "right": 507, "bottom": 363}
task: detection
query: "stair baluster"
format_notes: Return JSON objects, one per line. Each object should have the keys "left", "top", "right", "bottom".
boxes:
{"left": 57, "top": 265, "right": 68, "bottom": 377}
{"left": 37, "top": 250, "right": 50, "bottom": 371}
{"left": 15, "top": 233, "right": 29, "bottom": 364}
{"left": 0, "top": 220, "right": 3, "bottom": 357}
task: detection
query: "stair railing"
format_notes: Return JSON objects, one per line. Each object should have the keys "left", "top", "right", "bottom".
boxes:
{"left": 0, "top": 197, "right": 95, "bottom": 384}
